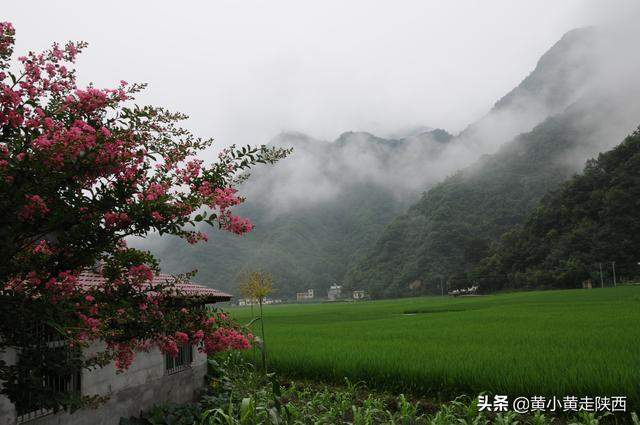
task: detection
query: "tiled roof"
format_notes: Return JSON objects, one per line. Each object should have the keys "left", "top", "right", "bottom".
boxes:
{"left": 77, "top": 271, "right": 232, "bottom": 302}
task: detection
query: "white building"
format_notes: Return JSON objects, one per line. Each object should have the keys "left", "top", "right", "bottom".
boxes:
{"left": 327, "top": 285, "right": 342, "bottom": 301}
{"left": 296, "top": 289, "right": 314, "bottom": 302}
{"left": 0, "top": 272, "right": 232, "bottom": 425}
{"left": 352, "top": 290, "right": 366, "bottom": 300}
{"left": 239, "top": 297, "right": 282, "bottom": 306}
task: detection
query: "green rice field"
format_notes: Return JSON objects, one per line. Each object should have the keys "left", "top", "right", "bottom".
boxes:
{"left": 228, "top": 287, "right": 640, "bottom": 405}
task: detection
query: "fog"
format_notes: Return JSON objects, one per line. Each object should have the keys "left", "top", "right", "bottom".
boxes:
{"left": 243, "top": 13, "right": 640, "bottom": 216}
{"left": 5, "top": 1, "right": 633, "bottom": 146}
{"left": 5, "top": 0, "right": 640, "bottom": 217}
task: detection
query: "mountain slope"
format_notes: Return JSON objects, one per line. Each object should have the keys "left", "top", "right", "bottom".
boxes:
{"left": 141, "top": 182, "right": 405, "bottom": 297}
{"left": 137, "top": 25, "right": 639, "bottom": 298}
{"left": 476, "top": 128, "right": 640, "bottom": 290}
{"left": 346, "top": 94, "right": 640, "bottom": 297}
{"left": 344, "top": 23, "right": 640, "bottom": 298}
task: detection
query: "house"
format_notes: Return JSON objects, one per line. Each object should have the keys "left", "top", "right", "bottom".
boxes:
{"left": 238, "top": 297, "right": 282, "bottom": 306}
{"left": 352, "top": 290, "right": 366, "bottom": 300}
{"left": 327, "top": 285, "right": 342, "bottom": 301}
{"left": 448, "top": 285, "right": 479, "bottom": 297}
{"left": 0, "top": 271, "right": 232, "bottom": 425}
{"left": 296, "top": 289, "right": 314, "bottom": 302}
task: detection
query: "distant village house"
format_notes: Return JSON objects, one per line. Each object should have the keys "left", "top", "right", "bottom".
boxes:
{"left": 296, "top": 289, "right": 314, "bottom": 302}
{"left": 327, "top": 285, "right": 342, "bottom": 301}
{"left": 448, "top": 284, "right": 479, "bottom": 297}
{"left": 352, "top": 290, "right": 367, "bottom": 300}
{"left": 238, "top": 297, "right": 282, "bottom": 306}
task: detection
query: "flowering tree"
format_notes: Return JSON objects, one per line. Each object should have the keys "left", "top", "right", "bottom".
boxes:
{"left": 0, "top": 22, "right": 288, "bottom": 413}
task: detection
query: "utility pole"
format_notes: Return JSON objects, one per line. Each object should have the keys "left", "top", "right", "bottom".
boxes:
{"left": 440, "top": 276, "right": 444, "bottom": 296}
{"left": 599, "top": 263, "right": 604, "bottom": 288}
{"left": 611, "top": 261, "right": 617, "bottom": 287}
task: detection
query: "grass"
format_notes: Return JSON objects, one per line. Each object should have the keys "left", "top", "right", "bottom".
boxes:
{"left": 227, "top": 287, "right": 640, "bottom": 407}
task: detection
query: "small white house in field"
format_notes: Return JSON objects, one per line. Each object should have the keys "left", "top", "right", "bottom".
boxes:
{"left": 448, "top": 284, "right": 479, "bottom": 297}
{"left": 0, "top": 272, "right": 231, "bottom": 425}
{"left": 296, "top": 289, "right": 314, "bottom": 302}
{"left": 327, "top": 285, "right": 342, "bottom": 301}
{"left": 352, "top": 290, "right": 366, "bottom": 300}
{"left": 238, "top": 297, "right": 281, "bottom": 306}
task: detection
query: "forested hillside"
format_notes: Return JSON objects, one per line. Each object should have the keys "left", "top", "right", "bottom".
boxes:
{"left": 133, "top": 127, "right": 455, "bottom": 296}
{"left": 344, "top": 101, "right": 622, "bottom": 297}
{"left": 345, "top": 95, "right": 640, "bottom": 298}
{"left": 139, "top": 181, "right": 405, "bottom": 296}
{"left": 136, "top": 25, "right": 640, "bottom": 298}
{"left": 344, "top": 24, "right": 640, "bottom": 298}
{"left": 476, "top": 128, "right": 640, "bottom": 290}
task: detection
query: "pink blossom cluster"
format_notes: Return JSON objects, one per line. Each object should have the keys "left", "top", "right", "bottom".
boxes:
{"left": 142, "top": 183, "right": 167, "bottom": 201}
{"left": 18, "top": 194, "right": 50, "bottom": 221}
{"left": 127, "top": 264, "right": 154, "bottom": 286}
{"left": 33, "top": 240, "right": 52, "bottom": 255}
{"left": 186, "top": 231, "right": 208, "bottom": 244}
{"left": 175, "top": 331, "right": 189, "bottom": 344}
{"left": 203, "top": 327, "right": 251, "bottom": 352}
{"left": 109, "top": 343, "right": 135, "bottom": 370}
{"left": 104, "top": 211, "right": 130, "bottom": 228}
{"left": 211, "top": 187, "right": 242, "bottom": 210}
{"left": 178, "top": 159, "right": 203, "bottom": 183}
{"left": 224, "top": 214, "right": 254, "bottom": 235}
{"left": 162, "top": 338, "right": 179, "bottom": 358}
{"left": 0, "top": 22, "right": 14, "bottom": 55}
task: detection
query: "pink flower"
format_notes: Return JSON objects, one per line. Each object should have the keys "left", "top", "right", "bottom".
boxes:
{"left": 104, "top": 211, "right": 130, "bottom": 228}
{"left": 19, "top": 195, "right": 50, "bottom": 221}
{"left": 162, "top": 339, "right": 179, "bottom": 357}
{"left": 175, "top": 331, "right": 189, "bottom": 345}
{"left": 33, "top": 240, "right": 52, "bottom": 255}
{"left": 128, "top": 264, "right": 154, "bottom": 284}
{"left": 186, "top": 231, "right": 208, "bottom": 244}
{"left": 143, "top": 183, "right": 166, "bottom": 201}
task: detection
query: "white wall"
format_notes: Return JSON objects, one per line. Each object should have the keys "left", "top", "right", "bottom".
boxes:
{"left": 0, "top": 345, "right": 208, "bottom": 425}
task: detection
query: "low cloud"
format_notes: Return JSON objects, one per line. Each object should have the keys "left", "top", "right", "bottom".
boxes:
{"left": 239, "top": 18, "right": 640, "bottom": 219}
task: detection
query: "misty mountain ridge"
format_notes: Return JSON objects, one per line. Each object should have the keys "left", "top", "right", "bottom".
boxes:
{"left": 345, "top": 23, "right": 640, "bottom": 297}
{"left": 133, "top": 24, "right": 640, "bottom": 297}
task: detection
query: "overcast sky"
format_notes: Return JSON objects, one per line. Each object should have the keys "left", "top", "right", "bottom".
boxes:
{"left": 4, "top": 1, "right": 637, "bottom": 148}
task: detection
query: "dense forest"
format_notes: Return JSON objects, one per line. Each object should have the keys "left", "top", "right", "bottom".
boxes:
{"left": 343, "top": 100, "right": 624, "bottom": 297}
{"left": 344, "top": 26, "right": 640, "bottom": 299}
{"left": 476, "top": 128, "right": 640, "bottom": 291}
{"left": 137, "top": 180, "right": 405, "bottom": 296}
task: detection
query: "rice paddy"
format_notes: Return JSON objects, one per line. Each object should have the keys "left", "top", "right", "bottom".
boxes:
{"left": 228, "top": 287, "right": 640, "bottom": 406}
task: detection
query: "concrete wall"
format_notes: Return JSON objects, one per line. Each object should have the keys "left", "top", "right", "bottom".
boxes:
{"left": 1, "top": 349, "right": 17, "bottom": 425}
{"left": 0, "top": 345, "right": 208, "bottom": 425}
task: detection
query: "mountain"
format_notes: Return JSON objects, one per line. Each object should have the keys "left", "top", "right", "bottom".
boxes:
{"left": 476, "top": 128, "right": 640, "bottom": 290}
{"left": 453, "top": 27, "right": 598, "bottom": 154}
{"left": 345, "top": 25, "right": 640, "bottom": 298}
{"left": 132, "top": 129, "right": 450, "bottom": 297}
{"left": 135, "top": 25, "right": 640, "bottom": 299}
